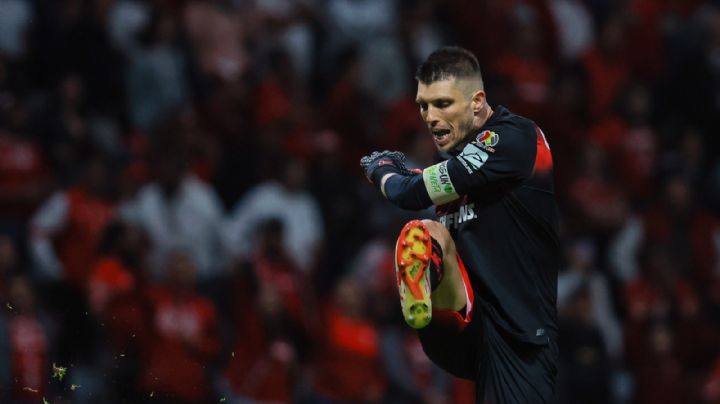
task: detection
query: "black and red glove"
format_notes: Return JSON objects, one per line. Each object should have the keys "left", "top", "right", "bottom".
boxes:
{"left": 360, "top": 150, "right": 420, "bottom": 190}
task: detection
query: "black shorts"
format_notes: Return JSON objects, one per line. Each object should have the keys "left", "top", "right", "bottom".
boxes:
{"left": 418, "top": 313, "right": 558, "bottom": 404}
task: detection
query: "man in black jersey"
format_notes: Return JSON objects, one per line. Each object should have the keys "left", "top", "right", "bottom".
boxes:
{"left": 361, "top": 46, "right": 559, "bottom": 403}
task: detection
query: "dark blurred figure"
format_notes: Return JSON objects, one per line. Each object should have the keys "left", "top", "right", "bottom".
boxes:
{"left": 321, "top": 47, "right": 377, "bottom": 167}
{"left": 88, "top": 221, "right": 151, "bottom": 403}
{"left": 632, "top": 322, "right": 688, "bottom": 404}
{"left": 581, "top": 14, "right": 630, "bottom": 119}
{"left": 224, "top": 283, "right": 309, "bottom": 402}
{"left": 637, "top": 176, "right": 717, "bottom": 290}
{"left": 0, "top": 92, "right": 51, "bottom": 239}
{"left": 558, "top": 285, "right": 610, "bottom": 404}
{"left": 0, "top": 235, "right": 21, "bottom": 286}
{"left": 138, "top": 251, "right": 220, "bottom": 403}
{"left": 37, "top": 73, "right": 96, "bottom": 185}
{"left": 0, "top": 275, "right": 53, "bottom": 403}
{"left": 28, "top": 0, "right": 125, "bottom": 116}
{"left": 126, "top": 9, "right": 190, "bottom": 131}
{"left": 558, "top": 239, "right": 622, "bottom": 362}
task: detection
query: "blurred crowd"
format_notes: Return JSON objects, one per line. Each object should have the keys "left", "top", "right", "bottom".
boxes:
{"left": 0, "top": 0, "right": 719, "bottom": 403}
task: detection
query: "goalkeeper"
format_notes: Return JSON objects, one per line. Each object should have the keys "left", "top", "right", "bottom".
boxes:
{"left": 361, "top": 47, "right": 560, "bottom": 404}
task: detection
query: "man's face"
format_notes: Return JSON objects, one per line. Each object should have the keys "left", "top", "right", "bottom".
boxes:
{"left": 416, "top": 78, "right": 479, "bottom": 153}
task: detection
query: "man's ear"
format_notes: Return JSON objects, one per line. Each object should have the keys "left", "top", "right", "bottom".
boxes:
{"left": 471, "top": 90, "right": 486, "bottom": 115}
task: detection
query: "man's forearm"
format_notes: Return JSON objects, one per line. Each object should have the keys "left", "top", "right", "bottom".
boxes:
{"left": 380, "top": 173, "right": 433, "bottom": 210}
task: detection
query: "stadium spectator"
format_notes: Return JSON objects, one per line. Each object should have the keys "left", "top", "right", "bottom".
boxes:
{"left": 0, "top": 275, "right": 53, "bottom": 402}
{"left": 139, "top": 251, "right": 220, "bottom": 403}
{"left": 310, "top": 276, "right": 386, "bottom": 401}
{"left": 558, "top": 238, "right": 622, "bottom": 360}
{"left": 119, "top": 142, "right": 226, "bottom": 282}
{"left": 0, "top": 115, "right": 51, "bottom": 234}
{"left": 126, "top": 10, "right": 191, "bottom": 131}
{"left": 558, "top": 284, "right": 610, "bottom": 404}
{"left": 224, "top": 282, "right": 309, "bottom": 402}
{"left": 29, "top": 154, "right": 117, "bottom": 284}
{"left": 224, "top": 157, "right": 323, "bottom": 273}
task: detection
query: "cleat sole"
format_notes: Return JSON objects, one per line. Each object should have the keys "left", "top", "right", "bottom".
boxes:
{"left": 395, "top": 220, "right": 433, "bottom": 329}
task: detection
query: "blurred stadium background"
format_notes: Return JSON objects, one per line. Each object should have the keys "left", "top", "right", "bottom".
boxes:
{"left": 0, "top": 0, "right": 719, "bottom": 403}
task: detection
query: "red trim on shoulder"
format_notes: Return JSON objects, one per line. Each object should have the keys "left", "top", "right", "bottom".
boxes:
{"left": 533, "top": 126, "right": 553, "bottom": 174}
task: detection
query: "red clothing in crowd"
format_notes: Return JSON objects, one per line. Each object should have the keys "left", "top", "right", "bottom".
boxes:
{"left": 492, "top": 53, "right": 552, "bottom": 118}
{"left": 140, "top": 287, "right": 220, "bottom": 402}
{"left": 568, "top": 173, "right": 626, "bottom": 233}
{"left": 625, "top": 276, "right": 699, "bottom": 322}
{"left": 312, "top": 307, "right": 386, "bottom": 401}
{"left": 9, "top": 315, "right": 49, "bottom": 400}
{"left": 582, "top": 48, "right": 630, "bottom": 118}
{"left": 87, "top": 257, "right": 136, "bottom": 314}
{"left": 254, "top": 255, "right": 307, "bottom": 323}
{"left": 225, "top": 308, "right": 299, "bottom": 402}
{"left": 0, "top": 133, "right": 49, "bottom": 218}
{"left": 588, "top": 116, "right": 657, "bottom": 201}
{"left": 52, "top": 188, "right": 115, "bottom": 285}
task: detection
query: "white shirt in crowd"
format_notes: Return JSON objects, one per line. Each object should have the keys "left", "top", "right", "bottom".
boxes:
{"left": 120, "top": 174, "right": 226, "bottom": 280}
{"left": 223, "top": 181, "right": 323, "bottom": 272}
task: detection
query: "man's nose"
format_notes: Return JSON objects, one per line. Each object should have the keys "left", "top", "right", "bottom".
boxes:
{"left": 424, "top": 106, "right": 438, "bottom": 124}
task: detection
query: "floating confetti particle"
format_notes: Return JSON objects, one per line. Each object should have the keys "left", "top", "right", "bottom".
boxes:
{"left": 150, "top": 391, "right": 154, "bottom": 397}
{"left": 22, "top": 386, "right": 39, "bottom": 393}
{"left": 220, "top": 398, "right": 226, "bottom": 403}
{"left": 6, "top": 303, "right": 12, "bottom": 310}
{"left": 43, "top": 398, "right": 50, "bottom": 404}
{"left": 52, "top": 363, "right": 67, "bottom": 381}
{"left": 71, "top": 384, "right": 81, "bottom": 391}
{"left": 231, "top": 351, "right": 235, "bottom": 358}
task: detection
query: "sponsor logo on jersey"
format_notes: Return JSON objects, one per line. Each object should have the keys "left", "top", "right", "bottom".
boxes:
{"left": 457, "top": 143, "right": 488, "bottom": 174}
{"left": 438, "top": 203, "right": 477, "bottom": 229}
{"left": 476, "top": 130, "right": 499, "bottom": 152}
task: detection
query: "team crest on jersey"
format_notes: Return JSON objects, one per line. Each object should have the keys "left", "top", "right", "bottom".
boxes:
{"left": 476, "top": 130, "right": 499, "bottom": 152}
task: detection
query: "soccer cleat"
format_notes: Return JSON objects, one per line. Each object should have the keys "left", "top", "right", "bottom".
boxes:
{"left": 394, "top": 220, "right": 440, "bottom": 329}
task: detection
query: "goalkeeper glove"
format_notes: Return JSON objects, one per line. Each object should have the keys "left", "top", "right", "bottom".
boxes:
{"left": 360, "top": 150, "right": 419, "bottom": 190}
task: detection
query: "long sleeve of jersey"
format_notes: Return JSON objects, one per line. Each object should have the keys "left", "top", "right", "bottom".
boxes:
{"left": 384, "top": 124, "right": 539, "bottom": 209}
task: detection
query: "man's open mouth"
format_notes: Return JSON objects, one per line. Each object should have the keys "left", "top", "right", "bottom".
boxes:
{"left": 432, "top": 129, "right": 451, "bottom": 145}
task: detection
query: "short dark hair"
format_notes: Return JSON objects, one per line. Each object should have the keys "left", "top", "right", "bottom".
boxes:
{"left": 415, "top": 46, "right": 482, "bottom": 84}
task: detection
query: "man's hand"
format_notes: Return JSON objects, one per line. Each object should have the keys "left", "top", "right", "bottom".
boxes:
{"left": 360, "top": 151, "right": 418, "bottom": 190}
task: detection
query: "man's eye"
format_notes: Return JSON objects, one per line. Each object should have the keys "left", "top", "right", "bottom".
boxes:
{"left": 435, "top": 101, "right": 451, "bottom": 108}
{"left": 418, "top": 103, "right": 428, "bottom": 111}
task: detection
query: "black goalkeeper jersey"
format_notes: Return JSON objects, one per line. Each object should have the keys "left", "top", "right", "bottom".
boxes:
{"left": 437, "top": 105, "right": 560, "bottom": 346}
